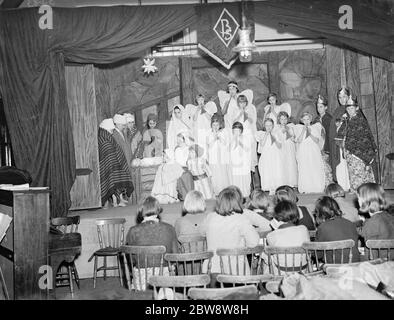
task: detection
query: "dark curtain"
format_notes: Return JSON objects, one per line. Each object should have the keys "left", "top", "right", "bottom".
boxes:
{"left": 255, "top": 0, "right": 394, "bottom": 61}
{"left": 0, "top": 5, "right": 196, "bottom": 217}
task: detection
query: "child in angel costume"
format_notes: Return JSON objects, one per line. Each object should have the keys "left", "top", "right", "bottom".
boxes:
{"left": 218, "top": 81, "right": 254, "bottom": 129}
{"left": 142, "top": 113, "right": 163, "bottom": 158}
{"left": 206, "top": 115, "right": 231, "bottom": 196}
{"left": 151, "top": 132, "right": 194, "bottom": 204}
{"left": 166, "top": 104, "right": 194, "bottom": 152}
{"left": 263, "top": 93, "right": 292, "bottom": 126}
{"left": 184, "top": 94, "right": 217, "bottom": 158}
{"left": 229, "top": 121, "right": 252, "bottom": 198}
{"left": 256, "top": 118, "right": 284, "bottom": 194}
{"left": 293, "top": 112, "right": 326, "bottom": 193}
{"left": 276, "top": 111, "right": 298, "bottom": 188}
{"left": 187, "top": 144, "right": 214, "bottom": 199}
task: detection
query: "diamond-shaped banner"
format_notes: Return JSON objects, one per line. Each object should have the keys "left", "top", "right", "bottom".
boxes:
{"left": 196, "top": 3, "right": 255, "bottom": 69}
{"left": 213, "top": 8, "right": 239, "bottom": 48}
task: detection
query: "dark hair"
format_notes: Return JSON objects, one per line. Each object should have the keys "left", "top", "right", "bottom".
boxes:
{"left": 226, "top": 81, "right": 239, "bottom": 93}
{"left": 215, "top": 187, "right": 244, "bottom": 216}
{"left": 274, "top": 200, "right": 299, "bottom": 224}
{"left": 226, "top": 185, "right": 244, "bottom": 205}
{"left": 146, "top": 113, "right": 158, "bottom": 129}
{"left": 325, "top": 183, "right": 345, "bottom": 198}
{"left": 277, "top": 111, "right": 289, "bottom": 124}
{"left": 195, "top": 93, "right": 205, "bottom": 103}
{"left": 232, "top": 121, "right": 244, "bottom": 133}
{"left": 136, "top": 196, "right": 163, "bottom": 224}
{"left": 237, "top": 94, "right": 248, "bottom": 105}
{"left": 337, "top": 86, "right": 351, "bottom": 97}
{"left": 267, "top": 93, "right": 279, "bottom": 104}
{"left": 275, "top": 185, "right": 298, "bottom": 204}
{"left": 316, "top": 95, "right": 328, "bottom": 106}
{"left": 211, "top": 114, "right": 223, "bottom": 129}
{"left": 247, "top": 189, "right": 273, "bottom": 219}
{"left": 314, "top": 196, "right": 343, "bottom": 222}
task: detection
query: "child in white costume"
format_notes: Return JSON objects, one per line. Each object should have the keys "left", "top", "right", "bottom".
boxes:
{"left": 293, "top": 112, "right": 325, "bottom": 193}
{"left": 256, "top": 118, "right": 284, "bottom": 194}
{"left": 217, "top": 81, "right": 254, "bottom": 130}
{"left": 187, "top": 144, "right": 214, "bottom": 199}
{"left": 206, "top": 115, "right": 231, "bottom": 196}
{"left": 276, "top": 111, "right": 298, "bottom": 188}
{"left": 229, "top": 121, "right": 252, "bottom": 197}
{"left": 263, "top": 93, "right": 292, "bottom": 127}
{"left": 184, "top": 94, "right": 217, "bottom": 158}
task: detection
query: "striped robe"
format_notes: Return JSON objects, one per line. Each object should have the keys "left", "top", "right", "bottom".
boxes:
{"left": 98, "top": 128, "right": 134, "bottom": 205}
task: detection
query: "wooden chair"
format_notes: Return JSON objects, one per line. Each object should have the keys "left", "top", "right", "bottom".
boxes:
{"left": 188, "top": 284, "right": 258, "bottom": 300}
{"left": 217, "top": 246, "right": 265, "bottom": 275}
{"left": 88, "top": 218, "right": 125, "bottom": 288}
{"left": 50, "top": 216, "right": 80, "bottom": 295}
{"left": 148, "top": 274, "right": 210, "bottom": 300}
{"left": 366, "top": 239, "right": 394, "bottom": 261}
{"left": 302, "top": 240, "right": 355, "bottom": 271}
{"left": 178, "top": 234, "right": 207, "bottom": 253}
{"left": 216, "top": 274, "right": 283, "bottom": 295}
{"left": 264, "top": 246, "right": 309, "bottom": 276}
{"left": 121, "top": 245, "right": 166, "bottom": 291}
{"left": 165, "top": 251, "right": 213, "bottom": 276}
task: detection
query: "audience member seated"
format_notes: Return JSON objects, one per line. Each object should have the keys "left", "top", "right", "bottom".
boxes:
{"left": 228, "top": 186, "right": 272, "bottom": 233}
{"left": 265, "top": 201, "right": 310, "bottom": 272}
{"left": 325, "top": 183, "right": 360, "bottom": 223}
{"left": 357, "top": 183, "right": 394, "bottom": 242}
{"left": 126, "top": 196, "right": 179, "bottom": 252}
{"left": 314, "top": 196, "right": 360, "bottom": 263}
{"left": 243, "top": 189, "right": 274, "bottom": 233}
{"left": 275, "top": 185, "right": 316, "bottom": 230}
{"left": 200, "top": 187, "right": 260, "bottom": 285}
{"left": 174, "top": 190, "right": 207, "bottom": 238}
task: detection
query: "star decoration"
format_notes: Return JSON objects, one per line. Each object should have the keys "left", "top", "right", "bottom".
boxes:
{"left": 142, "top": 58, "right": 158, "bottom": 75}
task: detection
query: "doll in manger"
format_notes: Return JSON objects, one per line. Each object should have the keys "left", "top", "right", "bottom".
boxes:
{"left": 293, "top": 112, "right": 326, "bottom": 193}
{"left": 187, "top": 144, "right": 214, "bottom": 199}
{"left": 256, "top": 118, "right": 284, "bottom": 194}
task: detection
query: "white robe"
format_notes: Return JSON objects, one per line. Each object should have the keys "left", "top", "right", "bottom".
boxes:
{"left": 166, "top": 105, "right": 193, "bottom": 152}
{"left": 218, "top": 89, "right": 253, "bottom": 129}
{"left": 256, "top": 130, "right": 284, "bottom": 193}
{"left": 229, "top": 133, "right": 252, "bottom": 197}
{"left": 184, "top": 101, "right": 217, "bottom": 157}
{"left": 294, "top": 123, "right": 325, "bottom": 193}
{"left": 276, "top": 124, "right": 298, "bottom": 187}
{"left": 206, "top": 128, "right": 231, "bottom": 195}
{"left": 264, "top": 102, "right": 292, "bottom": 126}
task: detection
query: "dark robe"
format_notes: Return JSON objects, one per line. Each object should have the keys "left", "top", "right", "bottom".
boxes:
{"left": 98, "top": 128, "right": 134, "bottom": 206}
{"left": 313, "top": 112, "right": 333, "bottom": 154}
{"left": 328, "top": 105, "right": 346, "bottom": 181}
{"left": 337, "top": 111, "right": 377, "bottom": 166}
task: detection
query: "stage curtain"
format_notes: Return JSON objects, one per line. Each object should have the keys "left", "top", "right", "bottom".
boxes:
{"left": 254, "top": 0, "right": 394, "bottom": 61}
{"left": 0, "top": 5, "right": 196, "bottom": 217}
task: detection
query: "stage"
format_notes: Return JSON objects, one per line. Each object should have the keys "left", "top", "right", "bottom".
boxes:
{"left": 69, "top": 191, "right": 394, "bottom": 279}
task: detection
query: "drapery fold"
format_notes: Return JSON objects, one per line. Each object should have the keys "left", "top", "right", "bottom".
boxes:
{"left": 0, "top": 5, "right": 196, "bottom": 217}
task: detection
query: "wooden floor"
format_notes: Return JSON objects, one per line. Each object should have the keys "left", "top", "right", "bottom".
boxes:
{"left": 55, "top": 277, "right": 153, "bottom": 300}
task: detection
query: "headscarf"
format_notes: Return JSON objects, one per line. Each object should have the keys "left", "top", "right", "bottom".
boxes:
{"left": 99, "top": 118, "right": 115, "bottom": 133}
{"left": 167, "top": 104, "right": 192, "bottom": 151}
{"left": 113, "top": 114, "right": 127, "bottom": 125}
